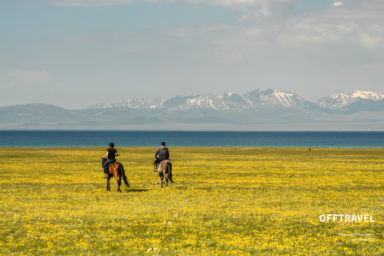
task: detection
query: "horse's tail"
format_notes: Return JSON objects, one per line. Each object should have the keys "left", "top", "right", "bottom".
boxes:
{"left": 119, "top": 163, "right": 130, "bottom": 187}
{"left": 168, "top": 162, "right": 174, "bottom": 183}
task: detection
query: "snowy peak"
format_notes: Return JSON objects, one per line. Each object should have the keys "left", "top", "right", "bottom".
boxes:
{"left": 160, "top": 94, "right": 228, "bottom": 111}
{"left": 351, "top": 90, "right": 384, "bottom": 101}
{"left": 89, "top": 98, "right": 149, "bottom": 109}
{"left": 318, "top": 93, "right": 352, "bottom": 109}
{"left": 160, "top": 92, "right": 259, "bottom": 111}
{"left": 260, "top": 90, "right": 297, "bottom": 106}
{"left": 220, "top": 92, "right": 250, "bottom": 108}
{"left": 328, "top": 93, "right": 350, "bottom": 100}
{"left": 318, "top": 90, "right": 384, "bottom": 109}
{"left": 244, "top": 89, "right": 311, "bottom": 107}
{"left": 119, "top": 98, "right": 149, "bottom": 109}
{"left": 185, "top": 95, "right": 228, "bottom": 110}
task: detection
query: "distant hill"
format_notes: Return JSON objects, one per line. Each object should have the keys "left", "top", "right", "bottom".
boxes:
{"left": 1, "top": 89, "right": 383, "bottom": 130}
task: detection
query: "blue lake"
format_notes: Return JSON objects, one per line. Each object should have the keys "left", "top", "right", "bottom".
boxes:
{"left": 0, "top": 131, "right": 383, "bottom": 148}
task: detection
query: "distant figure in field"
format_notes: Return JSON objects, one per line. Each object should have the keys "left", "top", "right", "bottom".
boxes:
{"left": 102, "top": 142, "right": 120, "bottom": 178}
{"left": 154, "top": 141, "right": 173, "bottom": 186}
{"left": 154, "top": 141, "right": 169, "bottom": 170}
{"left": 309, "top": 148, "right": 312, "bottom": 152}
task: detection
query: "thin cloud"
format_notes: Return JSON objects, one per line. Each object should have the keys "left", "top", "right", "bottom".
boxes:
{"left": 52, "top": 0, "right": 290, "bottom": 6}
{"left": 49, "top": 0, "right": 293, "bottom": 18}
{"left": 51, "top": 0, "right": 134, "bottom": 6}
{"left": 8, "top": 69, "right": 52, "bottom": 85}
{"left": 332, "top": 2, "right": 343, "bottom": 7}
{"left": 50, "top": 0, "right": 292, "bottom": 16}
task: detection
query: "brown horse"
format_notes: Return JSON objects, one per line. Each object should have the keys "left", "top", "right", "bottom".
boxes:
{"left": 101, "top": 158, "right": 129, "bottom": 192}
{"left": 156, "top": 160, "right": 173, "bottom": 188}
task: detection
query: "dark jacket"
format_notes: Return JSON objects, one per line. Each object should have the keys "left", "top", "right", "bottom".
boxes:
{"left": 155, "top": 146, "right": 169, "bottom": 160}
{"left": 107, "top": 148, "right": 117, "bottom": 160}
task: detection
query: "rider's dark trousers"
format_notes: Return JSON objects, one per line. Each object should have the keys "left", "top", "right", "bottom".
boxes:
{"left": 103, "top": 159, "right": 115, "bottom": 173}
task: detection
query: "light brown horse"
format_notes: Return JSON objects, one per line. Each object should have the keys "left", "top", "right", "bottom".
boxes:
{"left": 101, "top": 158, "right": 129, "bottom": 192}
{"left": 156, "top": 160, "right": 173, "bottom": 188}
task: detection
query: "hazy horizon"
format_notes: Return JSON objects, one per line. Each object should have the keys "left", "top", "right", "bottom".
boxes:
{"left": 2, "top": 87, "right": 384, "bottom": 110}
{"left": 1, "top": 0, "right": 384, "bottom": 108}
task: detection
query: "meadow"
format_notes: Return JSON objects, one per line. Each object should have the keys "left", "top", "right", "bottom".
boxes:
{"left": 0, "top": 147, "right": 383, "bottom": 255}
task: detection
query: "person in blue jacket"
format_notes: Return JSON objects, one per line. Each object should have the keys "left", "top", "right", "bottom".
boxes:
{"left": 154, "top": 141, "right": 169, "bottom": 170}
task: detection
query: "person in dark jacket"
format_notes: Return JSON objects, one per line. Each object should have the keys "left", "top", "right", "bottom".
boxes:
{"left": 154, "top": 141, "right": 169, "bottom": 170}
{"left": 102, "top": 142, "right": 120, "bottom": 178}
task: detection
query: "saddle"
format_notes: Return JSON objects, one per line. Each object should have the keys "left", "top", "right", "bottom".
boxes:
{"left": 154, "top": 159, "right": 171, "bottom": 172}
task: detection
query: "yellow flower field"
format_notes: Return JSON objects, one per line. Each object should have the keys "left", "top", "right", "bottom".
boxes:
{"left": 0, "top": 147, "right": 383, "bottom": 255}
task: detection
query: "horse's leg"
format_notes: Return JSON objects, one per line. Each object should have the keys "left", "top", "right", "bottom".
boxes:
{"left": 160, "top": 172, "right": 164, "bottom": 188}
{"left": 106, "top": 165, "right": 113, "bottom": 191}
{"left": 114, "top": 169, "right": 121, "bottom": 192}
{"left": 165, "top": 170, "right": 169, "bottom": 188}
{"left": 169, "top": 163, "right": 173, "bottom": 183}
{"left": 166, "top": 163, "right": 171, "bottom": 186}
{"left": 107, "top": 177, "right": 111, "bottom": 191}
{"left": 118, "top": 173, "right": 122, "bottom": 192}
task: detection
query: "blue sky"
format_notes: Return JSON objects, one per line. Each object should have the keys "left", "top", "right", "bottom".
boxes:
{"left": 1, "top": 0, "right": 383, "bottom": 108}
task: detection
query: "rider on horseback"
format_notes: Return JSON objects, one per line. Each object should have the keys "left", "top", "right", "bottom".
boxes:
{"left": 102, "top": 142, "right": 120, "bottom": 178}
{"left": 154, "top": 141, "right": 169, "bottom": 171}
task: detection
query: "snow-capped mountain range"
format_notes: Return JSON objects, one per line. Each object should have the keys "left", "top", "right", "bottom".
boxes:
{"left": 89, "top": 89, "right": 384, "bottom": 112}
{"left": 1, "top": 89, "right": 383, "bottom": 130}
